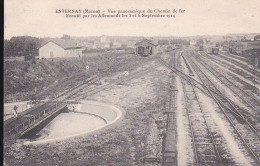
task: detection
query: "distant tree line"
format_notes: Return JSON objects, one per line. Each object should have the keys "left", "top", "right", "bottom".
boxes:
{"left": 4, "top": 36, "right": 44, "bottom": 57}
{"left": 170, "top": 39, "right": 190, "bottom": 45}
{"left": 158, "top": 40, "right": 169, "bottom": 45}
{"left": 158, "top": 39, "right": 190, "bottom": 45}
{"left": 254, "top": 35, "right": 260, "bottom": 41}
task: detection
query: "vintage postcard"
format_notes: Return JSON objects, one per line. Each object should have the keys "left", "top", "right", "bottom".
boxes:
{"left": 4, "top": 0, "right": 260, "bottom": 165}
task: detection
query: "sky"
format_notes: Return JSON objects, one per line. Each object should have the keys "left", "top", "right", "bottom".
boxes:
{"left": 4, "top": 0, "right": 260, "bottom": 39}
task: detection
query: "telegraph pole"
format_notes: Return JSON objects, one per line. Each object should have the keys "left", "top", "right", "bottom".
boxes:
{"left": 13, "top": 105, "right": 18, "bottom": 139}
{"left": 253, "top": 54, "right": 257, "bottom": 93}
{"left": 174, "top": 52, "right": 176, "bottom": 68}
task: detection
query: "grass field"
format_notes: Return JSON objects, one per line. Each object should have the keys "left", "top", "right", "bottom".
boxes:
{"left": 4, "top": 52, "right": 154, "bottom": 102}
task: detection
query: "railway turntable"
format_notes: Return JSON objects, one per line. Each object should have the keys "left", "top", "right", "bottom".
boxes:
{"left": 4, "top": 100, "right": 81, "bottom": 142}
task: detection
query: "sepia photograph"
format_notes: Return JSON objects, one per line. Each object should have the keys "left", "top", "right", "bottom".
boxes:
{"left": 3, "top": 0, "right": 260, "bottom": 165}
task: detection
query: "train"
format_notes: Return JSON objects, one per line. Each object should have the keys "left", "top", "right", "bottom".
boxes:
{"left": 247, "top": 49, "right": 260, "bottom": 68}
{"left": 163, "top": 130, "right": 177, "bottom": 166}
{"left": 225, "top": 41, "right": 260, "bottom": 68}
{"left": 207, "top": 47, "right": 219, "bottom": 55}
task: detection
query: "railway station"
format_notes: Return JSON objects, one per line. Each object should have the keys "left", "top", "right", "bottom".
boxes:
{"left": 4, "top": 34, "right": 260, "bottom": 166}
{"left": 4, "top": 0, "right": 260, "bottom": 165}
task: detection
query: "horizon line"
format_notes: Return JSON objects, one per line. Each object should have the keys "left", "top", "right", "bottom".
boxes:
{"left": 4, "top": 32, "right": 260, "bottom": 40}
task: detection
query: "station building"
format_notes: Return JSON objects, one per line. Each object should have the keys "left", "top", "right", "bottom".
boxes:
{"left": 135, "top": 39, "right": 158, "bottom": 56}
{"left": 39, "top": 39, "right": 83, "bottom": 59}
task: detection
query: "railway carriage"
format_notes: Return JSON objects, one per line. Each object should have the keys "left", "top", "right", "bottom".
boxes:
{"left": 207, "top": 47, "right": 219, "bottom": 55}
{"left": 163, "top": 130, "right": 177, "bottom": 166}
{"left": 247, "top": 48, "right": 260, "bottom": 68}
{"left": 229, "top": 40, "right": 260, "bottom": 68}
{"left": 163, "top": 152, "right": 177, "bottom": 166}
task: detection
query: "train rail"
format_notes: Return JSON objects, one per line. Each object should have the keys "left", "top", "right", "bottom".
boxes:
{"left": 157, "top": 56, "right": 210, "bottom": 96}
{"left": 157, "top": 51, "right": 260, "bottom": 165}
{"left": 194, "top": 52, "right": 260, "bottom": 121}
{"left": 186, "top": 53, "right": 260, "bottom": 165}
{"left": 71, "top": 62, "right": 163, "bottom": 100}
{"left": 172, "top": 51, "right": 234, "bottom": 165}
{"left": 188, "top": 53, "right": 260, "bottom": 133}
{"left": 36, "top": 72, "right": 89, "bottom": 99}
{"left": 4, "top": 61, "right": 161, "bottom": 141}
{"left": 158, "top": 55, "right": 258, "bottom": 126}
{"left": 163, "top": 70, "right": 177, "bottom": 166}
{"left": 219, "top": 51, "right": 250, "bottom": 63}
{"left": 160, "top": 52, "right": 232, "bottom": 165}
{"left": 181, "top": 75, "right": 231, "bottom": 165}
{"left": 4, "top": 102, "right": 66, "bottom": 140}
{"left": 199, "top": 51, "right": 260, "bottom": 84}
{"left": 217, "top": 52, "right": 260, "bottom": 76}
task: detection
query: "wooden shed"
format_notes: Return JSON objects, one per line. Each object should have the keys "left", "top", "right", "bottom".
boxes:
{"left": 135, "top": 39, "right": 158, "bottom": 56}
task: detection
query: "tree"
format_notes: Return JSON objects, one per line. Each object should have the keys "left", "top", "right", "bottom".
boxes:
{"left": 158, "top": 40, "right": 169, "bottom": 45}
{"left": 121, "top": 44, "right": 127, "bottom": 48}
{"left": 109, "top": 42, "right": 114, "bottom": 48}
{"left": 61, "top": 34, "right": 71, "bottom": 39}
{"left": 195, "top": 39, "right": 204, "bottom": 46}
{"left": 254, "top": 35, "right": 260, "bottom": 41}
{"left": 4, "top": 36, "right": 43, "bottom": 57}
{"left": 170, "top": 39, "right": 189, "bottom": 45}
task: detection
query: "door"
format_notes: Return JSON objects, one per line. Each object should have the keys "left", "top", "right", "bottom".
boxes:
{"left": 138, "top": 46, "right": 145, "bottom": 55}
{"left": 50, "top": 51, "right": 54, "bottom": 58}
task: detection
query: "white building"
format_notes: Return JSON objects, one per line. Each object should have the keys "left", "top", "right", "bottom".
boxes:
{"left": 190, "top": 40, "right": 197, "bottom": 46}
{"left": 101, "top": 42, "right": 110, "bottom": 48}
{"left": 100, "top": 35, "right": 107, "bottom": 43}
{"left": 39, "top": 39, "right": 83, "bottom": 59}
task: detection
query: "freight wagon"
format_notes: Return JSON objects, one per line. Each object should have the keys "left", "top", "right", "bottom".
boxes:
{"left": 207, "top": 47, "right": 219, "bottom": 55}
{"left": 163, "top": 130, "right": 177, "bottom": 166}
{"left": 246, "top": 49, "right": 260, "bottom": 68}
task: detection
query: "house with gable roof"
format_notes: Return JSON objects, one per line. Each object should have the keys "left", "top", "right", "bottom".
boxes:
{"left": 135, "top": 39, "right": 158, "bottom": 56}
{"left": 39, "top": 39, "right": 83, "bottom": 59}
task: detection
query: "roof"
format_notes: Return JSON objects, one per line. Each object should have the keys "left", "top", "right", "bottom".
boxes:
{"left": 135, "top": 39, "right": 158, "bottom": 46}
{"left": 164, "top": 131, "right": 176, "bottom": 153}
{"left": 40, "top": 39, "right": 82, "bottom": 49}
{"left": 254, "top": 35, "right": 260, "bottom": 41}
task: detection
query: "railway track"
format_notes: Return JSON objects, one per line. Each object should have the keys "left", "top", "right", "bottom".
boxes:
{"left": 219, "top": 51, "right": 250, "bottom": 63}
{"left": 163, "top": 68, "right": 177, "bottom": 166}
{"left": 158, "top": 51, "right": 260, "bottom": 165}
{"left": 4, "top": 76, "right": 98, "bottom": 124}
{"left": 160, "top": 52, "right": 233, "bottom": 165}
{"left": 217, "top": 52, "right": 260, "bottom": 76}
{"left": 199, "top": 51, "right": 260, "bottom": 84}
{"left": 33, "top": 71, "right": 90, "bottom": 100}
{"left": 5, "top": 61, "right": 161, "bottom": 140}
{"left": 4, "top": 101, "right": 65, "bottom": 138}
{"left": 171, "top": 51, "right": 234, "bottom": 165}
{"left": 72, "top": 62, "right": 162, "bottom": 100}
{"left": 186, "top": 53, "right": 260, "bottom": 165}
{"left": 158, "top": 54, "right": 258, "bottom": 126}
{"left": 157, "top": 55, "right": 210, "bottom": 97}
{"left": 194, "top": 52, "right": 260, "bottom": 121}
{"left": 181, "top": 76, "right": 234, "bottom": 165}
